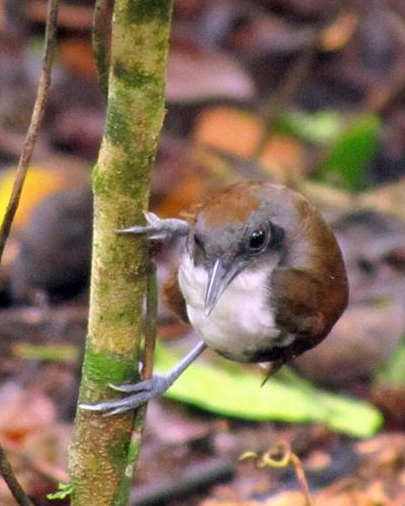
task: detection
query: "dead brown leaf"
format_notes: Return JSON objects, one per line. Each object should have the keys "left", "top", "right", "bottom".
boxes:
{"left": 193, "top": 106, "right": 307, "bottom": 183}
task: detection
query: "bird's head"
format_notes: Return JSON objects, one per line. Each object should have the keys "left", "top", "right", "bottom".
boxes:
{"left": 189, "top": 183, "right": 286, "bottom": 315}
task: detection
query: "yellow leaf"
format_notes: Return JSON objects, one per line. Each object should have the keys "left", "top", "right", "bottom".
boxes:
{"left": 0, "top": 166, "right": 67, "bottom": 231}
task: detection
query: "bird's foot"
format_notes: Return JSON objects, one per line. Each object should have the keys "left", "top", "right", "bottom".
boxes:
{"left": 80, "top": 342, "right": 207, "bottom": 416}
{"left": 80, "top": 375, "right": 171, "bottom": 416}
{"left": 118, "top": 212, "right": 189, "bottom": 241}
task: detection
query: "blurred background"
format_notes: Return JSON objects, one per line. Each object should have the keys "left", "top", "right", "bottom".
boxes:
{"left": 0, "top": 0, "right": 405, "bottom": 505}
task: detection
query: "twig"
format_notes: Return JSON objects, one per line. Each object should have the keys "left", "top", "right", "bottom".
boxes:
{"left": 133, "top": 262, "right": 158, "bottom": 430}
{"left": 0, "top": 0, "right": 59, "bottom": 264}
{"left": 0, "top": 1, "right": 58, "bottom": 503}
{"left": 290, "top": 453, "right": 314, "bottom": 506}
{"left": 240, "top": 441, "right": 315, "bottom": 506}
{"left": 92, "top": 0, "right": 110, "bottom": 98}
{"left": 142, "top": 262, "right": 158, "bottom": 381}
{"left": 262, "top": 443, "right": 314, "bottom": 506}
{"left": 0, "top": 444, "right": 35, "bottom": 506}
{"left": 130, "top": 261, "right": 158, "bottom": 445}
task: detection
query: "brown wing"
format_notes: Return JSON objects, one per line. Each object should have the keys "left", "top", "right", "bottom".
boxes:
{"left": 270, "top": 266, "right": 348, "bottom": 354}
{"left": 162, "top": 265, "right": 189, "bottom": 324}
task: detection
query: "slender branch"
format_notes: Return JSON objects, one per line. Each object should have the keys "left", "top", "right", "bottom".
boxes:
{"left": 0, "top": 0, "right": 59, "bottom": 264}
{"left": 69, "top": 1, "right": 174, "bottom": 503}
{"left": 131, "top": 263, "right": 158, "bottom": 448}
{"left": 142, "top": 263, "right": 158, "bottom": 381}
{"left": 92, "top": 0, "right": 110, "bottom": 99}
{"left": 290, "top": 453, "right": 314, "bottom": 506}
{"left": 0, "top": 444, "right": 35, "bottom": 506}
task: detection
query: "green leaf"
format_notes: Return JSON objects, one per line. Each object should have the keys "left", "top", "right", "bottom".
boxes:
{"left": 318, "top": 114, "right": 380, "bottom": 191}
{"left": 47, "top": 482, "right": 74, "bottom": 500}
{"left": 375, "top": 342, "right": 405, "bottom": 386}
{"left": 14, "top": 343, "right": 78, "bottom": 362}
{"left": 275, "top": 110, "right": 343, "bottom": 144}
{"left": 155, "top": 344, "right": 382, "bottom": 438}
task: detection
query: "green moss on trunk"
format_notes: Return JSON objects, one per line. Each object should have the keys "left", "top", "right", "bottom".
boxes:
{"left": 69, "top": 1, "right": 173, "bottom": 505}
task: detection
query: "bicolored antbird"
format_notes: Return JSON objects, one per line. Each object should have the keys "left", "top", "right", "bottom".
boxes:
{"left": 82, "top": 182, "right": 348, "bottom": 415}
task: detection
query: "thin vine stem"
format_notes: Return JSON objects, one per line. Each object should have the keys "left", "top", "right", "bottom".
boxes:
{"left": 0, "top": 444, "right": 35, "bottom": 506}
{"left": 0, "top": 1, "right": 59, "bottom": 503}
{"left": 142, "top": 262, "right": 158, "bottom": 381}
{"left": 92, "top": 0, "right": 110, "bottom": 99}
{"left": 0, "top": 0, "right": 59, "bottom": 263}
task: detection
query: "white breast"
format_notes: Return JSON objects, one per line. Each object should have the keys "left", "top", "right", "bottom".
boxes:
{"left": 178, "top": 253, "right": 280, "bottom": 362}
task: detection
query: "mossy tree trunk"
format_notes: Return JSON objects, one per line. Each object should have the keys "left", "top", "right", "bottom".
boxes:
{"left": 69, "top": 2, "right": 173, "bottom": 505}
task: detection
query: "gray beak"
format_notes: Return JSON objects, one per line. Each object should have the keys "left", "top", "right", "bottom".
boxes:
{"left": 204, "top": 258, "right": 240, "bottom": 317}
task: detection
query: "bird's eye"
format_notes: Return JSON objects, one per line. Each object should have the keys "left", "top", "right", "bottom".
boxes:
{"left": 248, "top": 229, "right": 267, "bottom": 251}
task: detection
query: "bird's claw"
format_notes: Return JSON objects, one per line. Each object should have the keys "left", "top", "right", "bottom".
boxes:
{"left": 117, "top": 212, "right": 189, "bottom": 241}
{"left": 79, "top": 375, "right": 171, "bottom": 416}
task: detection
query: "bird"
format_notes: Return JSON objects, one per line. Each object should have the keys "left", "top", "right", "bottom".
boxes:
{"left": 81, "top": 182, "right": 349, "bottom": 415}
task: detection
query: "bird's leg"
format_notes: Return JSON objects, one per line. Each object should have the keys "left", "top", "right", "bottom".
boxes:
{"left": 118, "top": 211, "right": 190, "bottom": 241}
{"left": 80, "top": 341, "right": 207, "bottom": 415}
{"left": 80, "top": 211, "right": 192, "bottom": 416}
